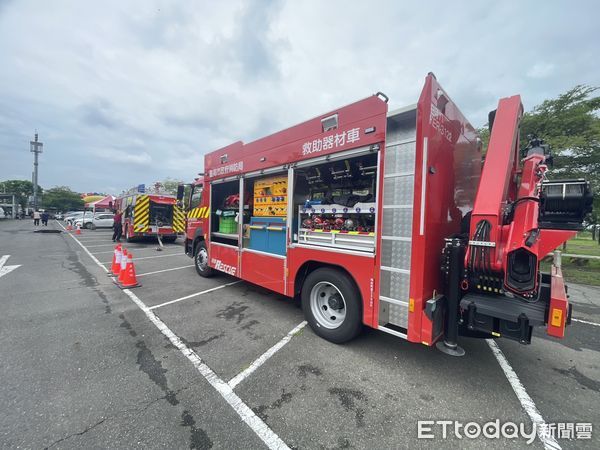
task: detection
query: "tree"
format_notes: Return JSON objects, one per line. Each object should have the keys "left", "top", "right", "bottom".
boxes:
{"left": 41, "top": 187, "right": 84, "bottom": 211}
{"left": 159, "top": 178, "right": 184, "bottom": 195}
{"left": 520, "top": 85, "right": 600, "bottom": 224}
{"left": 0, "top": 179, "right": 42, "bottom": 212}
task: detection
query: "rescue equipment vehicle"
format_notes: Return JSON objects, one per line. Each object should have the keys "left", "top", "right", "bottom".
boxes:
{"left": 181, "top": 73, "right": 592, "bottom": 354}
{"left": 115, "top": 190, "right": 186, "bottom": 242}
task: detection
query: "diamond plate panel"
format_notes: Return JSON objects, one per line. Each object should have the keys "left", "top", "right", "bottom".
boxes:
{"left": 379, "top": 269, "right": 410, "bottom": 300}
{"left": 381, "top": 239, "right": 412, "bottom": 270}
{"left": 383, "top": 176, "right": 414, "bottom": 206}
{"left": 388, "top": 302, "right": 409, "bottom": 328}
{"left": 386, "top": 108, "right": 417, "bottom": 143}
{"left": 382, "top": 208, "right": 413, "bottom": 237}
{"left": 384, "top": 141, "right": 416, "bottom": 175}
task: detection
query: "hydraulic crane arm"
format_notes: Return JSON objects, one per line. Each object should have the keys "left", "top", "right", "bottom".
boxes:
{"left": 454, "top": 95, "right": 593, "bottom": 343}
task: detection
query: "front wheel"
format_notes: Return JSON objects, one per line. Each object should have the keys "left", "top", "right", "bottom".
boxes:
{"left": 301, "top": 267, "right": 362, "bottom": 344}
{"left": 194, "top": 241, "right": 213, "bottom": 278}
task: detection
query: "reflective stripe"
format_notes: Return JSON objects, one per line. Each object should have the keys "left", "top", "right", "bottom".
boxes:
{"left": 133, "top": 195, "right": 150, "bottom": 232}
{"left": 173, "top": 205, "right": 186, "bottom": 232}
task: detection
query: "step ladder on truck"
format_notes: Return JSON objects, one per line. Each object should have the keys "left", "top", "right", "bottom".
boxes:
{"left": 179, "top": 73, "right": 593, "bottom": 355}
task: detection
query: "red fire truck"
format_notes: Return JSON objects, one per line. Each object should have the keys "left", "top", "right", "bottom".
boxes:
{"left": 182, "top": 73, "right": 592, "bottom": 354}
{"left": 114, "top": 191, "right": 186, "bottom": 242}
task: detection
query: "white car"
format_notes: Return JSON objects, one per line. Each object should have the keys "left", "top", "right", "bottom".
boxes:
{"left": 64, "top": 212, "right": 86, "bottom": 224}
{"left": 75, "top": 213, "right": 114, "bottom": 229}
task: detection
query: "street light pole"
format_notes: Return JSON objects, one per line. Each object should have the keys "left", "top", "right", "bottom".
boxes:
{"left": 30, "top": 132, "right": 43, "bottom": 210}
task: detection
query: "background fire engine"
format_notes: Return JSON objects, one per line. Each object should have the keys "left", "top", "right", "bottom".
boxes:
{"left": 182, "top": 73, "right": 592, "bottom": 355}
{"left": 115, "top": 188, "right": 185, "bottom": 242}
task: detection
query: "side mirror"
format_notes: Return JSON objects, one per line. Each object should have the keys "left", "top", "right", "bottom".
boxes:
{"left": 176, "top": 184, "right": 185, "bottom": 201}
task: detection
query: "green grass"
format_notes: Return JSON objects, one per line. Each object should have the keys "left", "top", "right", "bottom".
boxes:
{"left": 539, "top": 233, "right": 600, "bottom": 286}
{"left": 562, "top": 232, "right": 600, "bottom": 257}
{"left": 541, "top": 259, "right": 600, "bottom": 286}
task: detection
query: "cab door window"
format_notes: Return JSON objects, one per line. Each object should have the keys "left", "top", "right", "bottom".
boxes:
{"left": 190, "top": 187, "right": 203, "bottom": 210}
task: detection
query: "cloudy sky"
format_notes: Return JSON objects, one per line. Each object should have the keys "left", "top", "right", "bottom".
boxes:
{"left": 1, "top": 0, "right": 598, "bottom": 195}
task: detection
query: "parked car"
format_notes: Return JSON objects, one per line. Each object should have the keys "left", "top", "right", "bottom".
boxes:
{"left": 54, "top": 213, "right": 64, "bottom": 220}
{"left": 65, "top": 212, "right": 90, "bottom": 224}
{"left": 0, "top": 207, "right": 6, "bottom": 219}
{"left": 74, "top": 213, "right": 114, "bottom": 229}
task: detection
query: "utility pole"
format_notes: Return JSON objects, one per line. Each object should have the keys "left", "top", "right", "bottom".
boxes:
{"left": 30, "top": 132, "right": 43, "bottom": 210}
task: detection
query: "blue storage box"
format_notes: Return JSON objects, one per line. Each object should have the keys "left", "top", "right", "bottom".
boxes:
{"left": 249, "top": 217, "right": 286, "bottom": 256}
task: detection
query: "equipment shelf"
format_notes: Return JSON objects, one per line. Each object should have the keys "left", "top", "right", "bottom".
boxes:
{"left": 299, "top": 202, "right": 376, "bottom": 215}
{"left": 298, "top": 228, "right": 375, "bottom": 252}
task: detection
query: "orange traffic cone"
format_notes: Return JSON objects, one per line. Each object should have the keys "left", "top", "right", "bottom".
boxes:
{"left": 118, "top": 252, "right": 141, "bottom": 288}
{"left": 116, "top": 248, "right": 128, "bottom": 285}
{"left": 66, "top": 223, "right": 73, "bottom": 231}
{"left": 75, "top": 224, "right": 82, "bottom": 235}
{"left": 109, "top": 244, "right": 122, "bottom": 276}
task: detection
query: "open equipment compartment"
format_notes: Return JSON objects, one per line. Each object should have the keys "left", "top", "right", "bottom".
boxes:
{"left": 241, "top": 172, "right": 288, "bottom": 256}
{"left": 292, "top": 151, "right": 378, "bottom": 253}
{"left": 209, "top": 179, "right": 240, "bottom": 246}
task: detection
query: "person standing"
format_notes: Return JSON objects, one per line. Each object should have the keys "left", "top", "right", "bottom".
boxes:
{"left": 41, "top": 211, "right": 49, "bottom": 226}
{"left": 33, "top": 210, "right": 41, "bottom": 226}
{"left": 112, "top": 210, "right": 123, "bottom": 242}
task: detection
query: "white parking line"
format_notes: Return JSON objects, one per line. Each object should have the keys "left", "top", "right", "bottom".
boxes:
{"left": 137, "top": 265, "right": 195, "bottom": 277}
{"left": 148, "top": 281, "right": 241, "bottom": 310}
{"left": 229, "top": 321, "right": 307, "bottom": 390}
{"left": 100, "top": 253, "right": 188, "bottom": 264}
{"left": 487, "top": 340, "right": 561, "bottom": 450}
{"left": 572, "top": 317, "right": 600, "bottom": 327}
{"left": 55, "top": 221, "right": 290, "bottom": 450}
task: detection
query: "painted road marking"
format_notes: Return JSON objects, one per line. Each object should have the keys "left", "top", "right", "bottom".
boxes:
{"left": 487, "top": 340, "right": 561, "bottom": 450}
{"left": 228, "top": 321, "right": 307, "bottom": 390}
{"left": 148, "top": 281, "right": 242, "bottom": 310}
{"left": 0, "top": 255, "right": 21, "bottom": 279}
{"left": 100, "top": 253, "right": 188, "bottom": 264}
{"left": 56, "top": 220, "right": 290, "bottom": 450}
{"left": 137, "top": 265, "right": 194, "bottom": 277}
{"left": 572, "top": 317, "right": 600, "bottom": 327}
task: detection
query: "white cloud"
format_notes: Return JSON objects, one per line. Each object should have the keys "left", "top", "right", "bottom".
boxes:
{"left": 93, "top": 148, "right": 153, "bottom": 165}
{"left": 527, "top": 63, "right": 556, "bottom": 79}
{"left": 0, "top": 0, "right": 598, "bottom": 194}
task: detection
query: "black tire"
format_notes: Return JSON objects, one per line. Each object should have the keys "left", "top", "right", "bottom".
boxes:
{"left": 301, "top": 267, "right": 362, "bottom": 344}
{"left": 194, "top": 240, "right": 214, "bottom": 278}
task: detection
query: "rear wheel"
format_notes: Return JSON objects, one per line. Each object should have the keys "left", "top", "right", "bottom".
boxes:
{"left": 194, "top": 241, "right": 213, "bottom": 277}
{"left": 301, "top": 267, "right": 362, "bottom": 344}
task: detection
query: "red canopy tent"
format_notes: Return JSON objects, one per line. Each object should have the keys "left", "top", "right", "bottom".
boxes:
{"left": 87, "top": 195, "right": 115, "bottom": 212}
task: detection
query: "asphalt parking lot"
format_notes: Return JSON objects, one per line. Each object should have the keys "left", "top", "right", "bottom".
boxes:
{"left": 1, "top": 219, "right": 598, "bottom": 449}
